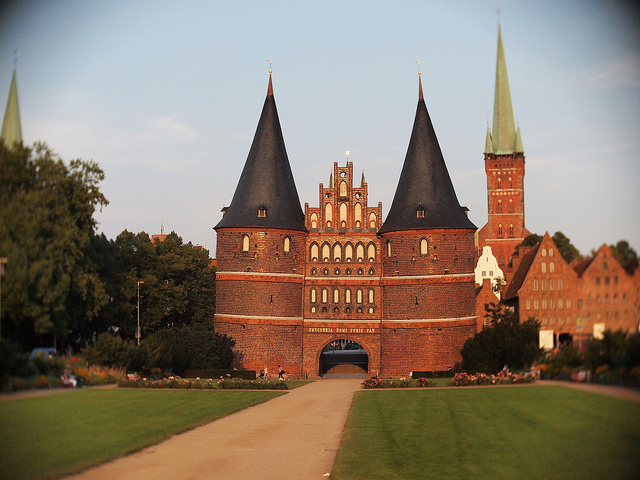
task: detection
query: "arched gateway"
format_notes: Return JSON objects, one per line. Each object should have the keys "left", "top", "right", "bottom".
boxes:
{"left": 320, "top": 339, "right": 368, "bottom": 376}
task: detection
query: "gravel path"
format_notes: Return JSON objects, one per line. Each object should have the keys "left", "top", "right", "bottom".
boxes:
{"left": 63, "top": 379, "right": 361, "bottom": 480}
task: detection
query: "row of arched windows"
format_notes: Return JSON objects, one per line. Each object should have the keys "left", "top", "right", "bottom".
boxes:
{"left": 497, "top": 224, "right": 515, "bottom": 237}
{"left": 310, "top": 266, "right": 375, "bottom": 276}
{"left": 309, "top": 207, "right": 377, "bottom": 229}
{"left": 310, "top": 241, "right": 377, "bottom": 263}
{"left": 310, "top": 287, "right": 375, "bottom": 304}
{"left": 496, "top": 198, "right": 515, "bottom": 213}
{"left": 496, "top": 177, "right": 514, "bottom": 189}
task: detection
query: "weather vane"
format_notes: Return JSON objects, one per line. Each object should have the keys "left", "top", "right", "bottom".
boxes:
{"left": 497, "top": 0, "right": 501, "bottom": 19}
{"left": 267, "top": 59, "right": 272, "bottom": 74}
{"left": 416, "top": 60, "right": 421, "bottom": 76}
{"left": 345, "top": 150, "right": 350, "bottom": 162}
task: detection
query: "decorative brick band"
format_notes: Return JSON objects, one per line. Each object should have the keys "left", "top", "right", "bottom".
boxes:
{"left": 381, "top": 274, "right": 474, "bottom": 285}
{"left": 216, "top": 272, "right": 304, "bottom": 283}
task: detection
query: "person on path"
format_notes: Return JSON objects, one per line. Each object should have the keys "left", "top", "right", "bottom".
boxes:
{"left": 278, "top": 365, "right": 285, "bottom": 381}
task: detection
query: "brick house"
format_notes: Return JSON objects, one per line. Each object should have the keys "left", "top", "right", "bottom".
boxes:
{"left": 504, "top": 233, "right": 639, "bottom": 346}
{"left": 213, "top": 73, "right": 477, "bottom": 378}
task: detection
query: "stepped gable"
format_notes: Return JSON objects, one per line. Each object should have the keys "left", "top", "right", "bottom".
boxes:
{"left": 1, "top": 68, "right": 22, "bottom": 148}
{"left": 379, "top": 76, "right": 476, "bottom": 234}
{"left": 214, "top": 74, "right": 306, "bottom": 232}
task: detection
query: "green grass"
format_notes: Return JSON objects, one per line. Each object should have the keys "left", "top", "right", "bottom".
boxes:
{"left": 332, "top": 385, "right": 640, "bottom": 480}
{"left": 0, "top": 388, "right": 284, "bottom": 480}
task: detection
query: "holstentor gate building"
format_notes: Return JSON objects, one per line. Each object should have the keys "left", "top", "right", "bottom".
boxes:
{"left": 213, "top": 69, "right": 478, "bottom": 378}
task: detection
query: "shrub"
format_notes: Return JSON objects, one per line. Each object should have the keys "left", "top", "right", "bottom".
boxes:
{"left": 218, "top": 378, "right": 288, "bottom": 390}
{"left": 361, "top": 377, "right": 435, "bottom": 389}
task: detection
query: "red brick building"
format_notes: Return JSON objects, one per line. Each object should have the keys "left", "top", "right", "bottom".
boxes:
{"left": 214, "top": 74, "right": 477, "bottom": 377}
{"left": 504, "top": 233, "right": 640, "bottom": 346}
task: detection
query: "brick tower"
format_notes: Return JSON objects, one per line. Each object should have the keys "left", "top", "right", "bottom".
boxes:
{"left": 214, "top": 74, "right": 307, "bottom": 375}
{"left": 377, "top": 74, "right": 478, "bottom": 373}
{"left": 477, "top": 25, "right": 530, "bottom": 278}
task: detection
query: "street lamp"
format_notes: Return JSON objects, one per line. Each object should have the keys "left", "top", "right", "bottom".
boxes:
{"left": 0, "top": 257, "right": 7, "bottom": 339}
{"left": 137, "top": 281, "right": 144, "bottom": 345}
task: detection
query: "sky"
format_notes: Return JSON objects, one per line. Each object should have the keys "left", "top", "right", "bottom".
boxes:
{"left": 1, "top": 0, "right": 639, "bottom": 257}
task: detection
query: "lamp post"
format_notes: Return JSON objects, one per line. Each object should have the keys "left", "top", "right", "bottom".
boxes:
{"left": 0, "top": 257, "right": 7, "bottom": 339}
{"left": 136, "top": 281, "right": 144, "bottom": 345}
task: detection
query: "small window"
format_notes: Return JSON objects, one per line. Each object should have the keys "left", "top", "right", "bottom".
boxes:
{"left": 310, "top": 289, "right": 317, "bottom": 303}
{"left": 526, "top": 299, "right": 531, "bottom": 310}
{"left": 497, "top": 199, "right": 503, "bottom": 213}
{"left": 242, "top": 234, "right": 250, "bottom": 252}
{"left": 258, "top": 204, "right": 267, "bottom": 217}
{"left": 311, "top": 268, "right": 317, "bottom": 276}
{"left": 367, "top": 243, "right": 376, "bottom": 262}
{"left": 548, "top": 248, "right": 554, "bottom": 257}
{"left": 333, "top": 289, "right": 339, "bottom": 303}
{"left": 322, "top": 289, "right": 328, "bottom": 303}
{"left": 558, "top": 279, "right": 563, "bottom": 290}
{"left": 534, "top": 279, "right": 539, "bottom": 291}
{"left": 542, "top": 279, "right": 547, "bottom": 291}
{"left": 541, "top": 262, "right": 546, "bottom": 273}
{"left": 497, "top": 177, "right": 502, "bottom": 189}
{"left": 356, "top": 289, "right": 363, "bottom": 304}
{"left": 508, "top": 224, "right": 514, "bottom": 236}
{"left": 550, "top": 279, "right": 555, "bottom": 290}
{"left": 386, "top": 240, "right": 392, "bottom": 257}
{"left": 368, "top": 289, "right": 374, "bottom": 303}
{"left": 550, "top": 262, "right": 555, "bottom": 273}
{"left": 498, "top": 224, "right": 503, "bottom": 237}
{"left": 417, "top": 204, "right": 425, "bottom": 218}
{"left": 284, "top": 236, "right": 291, "bottom": 253}
{"left": 345, "top": 289, "right": 352, "bottom": 303}
{"left": 541, "top": 249, "right": 547, "bottom": 257}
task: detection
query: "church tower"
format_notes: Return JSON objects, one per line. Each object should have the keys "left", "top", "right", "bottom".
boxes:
{"left": 1, "top": 68, "right": 22, "bottom": 149}
{"left": 214, "top": 73, "right": 307, "bottom": 374}
{"left": 477, "top": 25, "right": 529, "bottom": 277}
{"left": 378, "top": 74, "right": 477, "bottom": 373}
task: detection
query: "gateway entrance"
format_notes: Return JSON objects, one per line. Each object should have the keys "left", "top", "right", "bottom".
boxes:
{"left": 320, "top": 339, "right": 368, "bottom": 375}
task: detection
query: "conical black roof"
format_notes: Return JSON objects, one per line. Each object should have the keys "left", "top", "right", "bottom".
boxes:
{"left": 379, "top": 78, "right": 476, "bottom": 234}
{"left": 215, "top": 75, "right": 306, "bottom": 232}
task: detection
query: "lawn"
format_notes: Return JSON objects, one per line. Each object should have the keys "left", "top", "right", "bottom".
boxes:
{"left": 0, "top": 388, "right": 284, "bottom": 480}
{"left": 332, "top": 385, "right": 640, "bottom": 480}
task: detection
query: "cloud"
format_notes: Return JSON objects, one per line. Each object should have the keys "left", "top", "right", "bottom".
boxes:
{"left": 585, "top": 53, "right": 640, "bottom": 87}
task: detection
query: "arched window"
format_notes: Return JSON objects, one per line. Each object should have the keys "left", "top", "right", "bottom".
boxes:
{"left": 345, "top": 243, "right": 353, "bottom": 262}
{"left": 340, "top": 180, "right": 347, "bottom": 197}
{"left": 356, "top": 289, "right": 363, "bottom": 304}
{"left": 325, "top": 203, "right": 333, "bottom": 227}
{"left": 420, "top": 238, "right": 428, "bottom": 255}
{"left": 541, "top": 262, "right": 546, "bottom": 273}
{"left": 508, "top": 198, "right": 514, "bottom": 213}
{"left": 345, "top": 289, "right": 352, "bottom": 303}
{"left": 283, "top": 236, "right": 291, "bottom": 253}
{"left": 356, "top": 243, "right": 364, "bottom": 262}
{"left": 369, "top": 213, "right": 377, "bottom": 229}
{"left": 322, "top": 288, "right": 328, "bottom": 303}
{"left": 333, "top": 289, "right": 339, "bottom": 303}
{"left": 550, "top": 262, "right": 555, "bottom": 273}
{"left": 322, "top": 243, "right": 330, "bottom": 262}
{"left": 367, "top": 243, "right": 376, "bottom": 261}
{"left": 387, "top": 240, "right": 392, "bottom": 257}
{"left": 310, "top": 213, "right": 318, "bottom": 229}
{"left": 508, "top": 177, "right": 513, "bottom": 188}
{"left": 497, "top": 177, "right": 502, "bottom": 189}
{"left": 310, "top": 288, "right": 317, "bottom": 303}
{"left": 311, "top": 268, "right": 317, "bottom": 276}
{"left": 498, "top": 224, "right": 503, "bottom": 236}
{"left": 340, "top": 203, "right": 347, "bottom": 227}
{"left": 354, "top": 203, "right": 362, "bottom": 226}
{"left": 310, "top": 243, "right": 319, "bottom": 261}
{"left": 242, "top": 234, "right": 250, "bottom": 252}
{"left": 508, "top": 224, "right": 514, "bottom": 236}
{"left": 368, "top": 289, "right": 374, "bottom": 303}
{"left": 497, "top": 199, "right": 503, "bottom": 213}
{"left": 333, "top": 243, "right": 342, "bottom": 262}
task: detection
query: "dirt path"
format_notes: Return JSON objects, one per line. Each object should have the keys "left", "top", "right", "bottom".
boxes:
{"left": 64, "top": 378, "right": 361, "bottom": 480}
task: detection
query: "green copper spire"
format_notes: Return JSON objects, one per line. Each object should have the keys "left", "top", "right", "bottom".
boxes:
{"left": 484, "top": 124, "right": 493, "bottom": 154}
{"left": 491, "top": 26, "right": 516, "bottom": 154}
{"left": 1, "top": 69, "right": 23, "bottom": 148}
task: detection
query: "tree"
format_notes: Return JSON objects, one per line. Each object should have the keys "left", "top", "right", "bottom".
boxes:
{"left": 0, "top": 142, "right": 108, "bottom": 348}
{"left": 461, "top": 303, "right": 542, "bottom": 373}
{"left": 609, "top": 240, "right": 638, "bottom": 273}
{"left": 552, "top": 231, "right": 582, "bottom": 264}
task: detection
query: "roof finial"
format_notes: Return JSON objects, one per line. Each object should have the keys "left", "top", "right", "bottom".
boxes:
{"left": 161, "top": 216, "right": 164, "bottom": 235}
{"left": 13, "top": 49, "right": 18, "bottom": 68}
{"left": 266, "top": 60, "right": 273, "bottom": 96}
{"left": 416, "top": 61, "right": 423, "bottom": 100}
{"left": 345, "top": 150, "right": 350, "bottom": 164}
{"left": 496, "top": 0, "right": 501, "bottom": 21}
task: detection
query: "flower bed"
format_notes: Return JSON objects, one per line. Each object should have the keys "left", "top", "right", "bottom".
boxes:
{"left": 119, "top": 376, "right": 289, "bottom": 390}
{"left": 361, "top": 377, "right": 435, "bottom": 389}
{"left": 449, "top": 371, "right": 534, "bottom": 386}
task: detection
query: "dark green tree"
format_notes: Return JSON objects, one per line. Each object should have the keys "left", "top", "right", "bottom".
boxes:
{"left": 0, "top": 142, "right": 108, "bottom": 348}
{"left": 551, "top": 231, "right": 582, "bottom": 264}
{"left": 609, "top": 240, "right": 638, "bottom": 272}
{"left": 461, "top": 303, "right": 542, "bottom": 373}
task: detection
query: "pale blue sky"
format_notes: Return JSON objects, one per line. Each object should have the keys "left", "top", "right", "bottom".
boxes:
{"left": 1, "top": 1, "right": 639, "bottom": 256}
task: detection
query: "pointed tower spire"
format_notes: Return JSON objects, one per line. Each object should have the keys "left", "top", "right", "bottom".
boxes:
{"left": 361, "top": 168, "right": 366, "bottom": 188}
{"left": 214, "top": 73, "right": 306, "bottom": 231}
{"left": 491, "top": 25, "right": 517, "bottom": 154}
{"left": 484, "top": 124, "right": 494, "bottom": 154}
{"left": 329, "top": 171, "right": 334, "bottom": 189}
{"left": 379, "top": 75, "right": 476, "bottom": 234}
{"left": 1, "top": 68, "right": 23, "bottom": 148}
